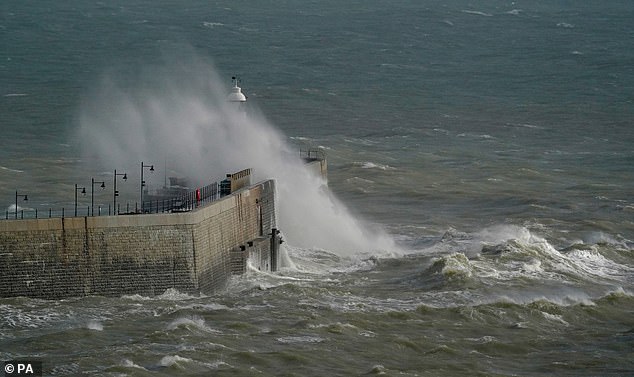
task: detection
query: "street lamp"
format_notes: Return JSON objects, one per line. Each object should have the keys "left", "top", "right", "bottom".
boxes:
{"left": 113, "top": 169, "right": 127, "bottom": 215}
{"left": 74, "top": 184, "right": 86, "bottom": 217}
{"left": 14, "top": 191, "right": 28, "bottom": 219}
{"left": 140, "top": 161, "right": 154, "bottom": 213}
{"left": 91, "top": 178, "right": 106, "bottom": 216}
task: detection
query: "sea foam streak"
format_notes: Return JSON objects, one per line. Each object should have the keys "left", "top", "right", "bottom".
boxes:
{"left": 76, "top": 53, "right": 395, "bottom": 257}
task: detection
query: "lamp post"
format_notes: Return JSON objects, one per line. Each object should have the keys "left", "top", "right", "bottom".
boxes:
{"left": 140, "top": 161, "right": 154, "bottom": 213}
{"left": 91, "top": 178, "right": 106, "bottom": 216}
{"left": 14, "top": 191, "right": 28, "bottom": 219}
{"left": 74, "top": 184, "right": 86, "bottom": 217}
{"left": 113, "top": 169, "right": 127, "bottom": 215}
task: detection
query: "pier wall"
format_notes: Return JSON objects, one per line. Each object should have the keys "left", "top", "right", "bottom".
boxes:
{"left": 0, "top": 180, "right": 277, "bottom": 299}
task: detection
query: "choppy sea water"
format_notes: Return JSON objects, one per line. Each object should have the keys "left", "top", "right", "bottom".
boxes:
{"left": 1, "top": 1, "right": 633, "bottom": 375}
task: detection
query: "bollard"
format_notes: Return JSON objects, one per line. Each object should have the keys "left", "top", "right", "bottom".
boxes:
{"left": 270, "top": 228, "right": 282, "bottom": 272}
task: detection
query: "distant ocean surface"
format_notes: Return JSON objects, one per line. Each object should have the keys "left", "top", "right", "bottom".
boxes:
{"left": 1, "top": 1, "right": 633, "bottom": 376}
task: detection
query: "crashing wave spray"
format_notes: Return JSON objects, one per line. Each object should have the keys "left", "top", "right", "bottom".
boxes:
{"left": 76, "top": 55, "right": 395, "bottom": 256}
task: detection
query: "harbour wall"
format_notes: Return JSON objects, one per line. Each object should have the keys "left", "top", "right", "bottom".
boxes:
{"left": 302, "top": 149, "right": 328, "bottom": 181}
{"left": 0, "top": 180, "right": 278, "bottom": 299}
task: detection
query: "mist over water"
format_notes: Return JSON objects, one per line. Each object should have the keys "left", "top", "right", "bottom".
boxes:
{"left": 77, "top": 55, "right": 395, "bottom": 256}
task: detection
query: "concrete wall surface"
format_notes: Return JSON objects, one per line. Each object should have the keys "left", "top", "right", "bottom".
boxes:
{"left": 0, "top": 179, "right": 276, "bottom": 299}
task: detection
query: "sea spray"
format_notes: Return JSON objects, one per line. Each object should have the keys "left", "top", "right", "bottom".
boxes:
{"left": 77, "top": 55, "right": 395, "bottom": 256}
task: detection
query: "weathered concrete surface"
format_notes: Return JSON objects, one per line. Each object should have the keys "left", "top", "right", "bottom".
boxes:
{"left": 0, "top": 180, "right": 277, "bottom": 299}
{"left": 304, "top": 159, "right": 328, "bottom": 181}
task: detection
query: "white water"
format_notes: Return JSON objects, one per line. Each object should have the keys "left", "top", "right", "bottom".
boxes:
{"left": 77, "top": 56, "right": 395, "bottom": 256}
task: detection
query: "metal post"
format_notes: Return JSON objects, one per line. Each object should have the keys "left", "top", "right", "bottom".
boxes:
{"left": 114, "top": 169, "right": 127, "bottom": 215}
{"left": 91, "top": 178, "right": 105, "bottom": 216}
{"left": 75, "top": 184, "right": 86, "bottom": 217}
{"left": 140, "top": 162, "right": 154, "bottom": 213}
{"left": 270, "top": 228, "right": 281, "bottom": 272}
{"left": 15, "top": 191, "right": 28, "bottom": 220}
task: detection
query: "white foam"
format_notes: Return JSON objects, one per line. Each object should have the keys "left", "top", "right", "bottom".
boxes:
{"left": 462, "top": 10, "right": 493, "bottom": 17}
{"left": 120, "top": 359, "right": 147, "bottom": 370}
{"left": 276, "top": 335, "right": 325, "bottom": 344}
{"left": 202, "top": 22, "right": 224, "bottom": 28}
{"left": 557, "top": 22, "right": 574, "bottom": 28}
{"left": 121, "top": 288, "right": 200, "bottom": 301}
{"left": 166, "top": 316, "right": 221, "bottom": 334}
{"left": 85, "top": 320, "right": 103, "bottom": 331}
{"left": 159, "top": 355, "right": 194, "bottom": 367}
{"left": 355, "top": 161, "right": 395, "bottom": 170}
{"left": 0, "top": 166, "right": 24, "bottom": 173}
{"left": 156, "top": 288, "right": 199, "bottom": 301}
{"left": 541, "top": 312, "right": 569, "bottom": 326}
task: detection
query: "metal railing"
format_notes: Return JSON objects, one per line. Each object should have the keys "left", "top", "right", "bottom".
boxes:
{"left": 300, "top": 148, "right": 326, "bottom": 161}
{"left": 4, "top": 181, "right": 224, "bottom": 220}
{"left": 139, "top": 182, "right": 220, "bottom": 214}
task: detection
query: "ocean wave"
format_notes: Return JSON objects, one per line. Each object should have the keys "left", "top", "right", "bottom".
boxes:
{"left": 276, "top": 335, "right": 325, "bottom": 344}
{"left": 462, "top": 10, "right": 493, "bottom": 17}
{"left": 457, "top": 132, "right": 495, "bottom": 140}
{"left": 352, "top": 161, "right": 396, "bottom": 171}
{"left": 159, "top": 355, "right": 194, "bottom": 367}
{"left": 345, "top": 176, "right": 375, "bottom": 185}
{"left": 289, "top": 136, "right": 312, "bottom": 141}
{"left": 119, "top": 359, "right": 147, "bottom": 370}
{"left": 121, "top": 288, "right": 200, "bottom": 301}
{"left": 428, "top": 224, "right": 634, "bottom": 296}
{"left": 0, "top": 166, "right": 24, "bottom": 173}
{"left": 202, "top": 21, "right": 224, "bottom": 28}
{"left": 427, "top": 253, "right": 473, "bottom": 279}
{"left": 0, "top": 303, "right": 66, "bottom": 329}
{"left": 156, "top": 354, "right": 231, "bottom": 371}
{"left": 484, "top": 233, "right": 608, "bottom": 277}
{"left": 85, "top": 320, "right": 103, "bottom": 331}
{"left": 166, "top": 316, "right": 222, "bottom": 334}
{"left": 343, "top": 137, "right": 377, "bottom": 146}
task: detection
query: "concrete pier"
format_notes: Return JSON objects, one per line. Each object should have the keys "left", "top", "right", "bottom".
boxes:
{"left": 0, "top": 179, "right": 279, "bottom": 299}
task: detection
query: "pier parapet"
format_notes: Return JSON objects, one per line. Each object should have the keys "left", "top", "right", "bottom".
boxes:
{"left": 220, "top": 168, "right": 252, "bottom": 196}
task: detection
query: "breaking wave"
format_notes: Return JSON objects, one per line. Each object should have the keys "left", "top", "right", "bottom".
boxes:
{"left": 76, "top": 52, "right": 396, "bottom": 257}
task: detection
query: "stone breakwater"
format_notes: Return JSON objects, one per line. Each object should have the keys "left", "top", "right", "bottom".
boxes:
{"left": 0, "top": 180, "right": 278, "bottom": 299}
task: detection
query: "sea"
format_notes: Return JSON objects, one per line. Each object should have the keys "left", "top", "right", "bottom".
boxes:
{"left": 1, "top": 1, "right": 633, "bottom": 376}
